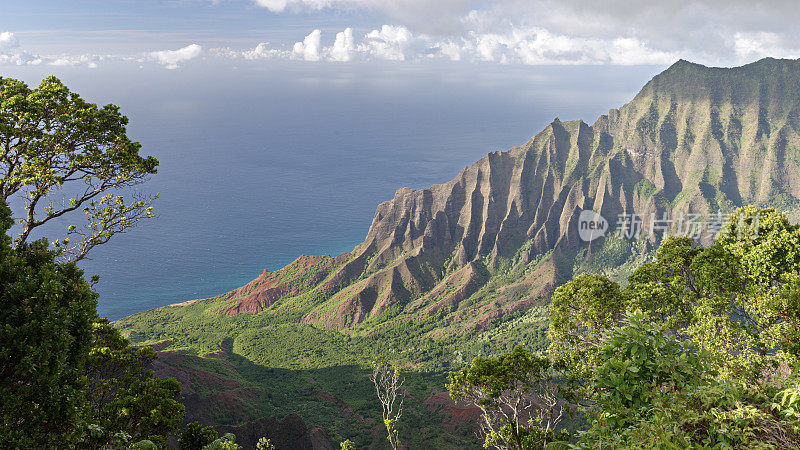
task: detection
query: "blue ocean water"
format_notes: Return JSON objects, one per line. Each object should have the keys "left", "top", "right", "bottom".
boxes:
{"left": 3, "top": 61, "right": 664, "bottom": 320}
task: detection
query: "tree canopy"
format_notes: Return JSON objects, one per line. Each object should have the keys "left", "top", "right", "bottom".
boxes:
{"left": 0, "top": 76, "right": 178, "bottom": 448}
{"left": 0, "top": 196, "right": 184, "bottom": 448}
{"left": 0, "top": 75, "right": 158, "bottom": 261}
{"left": 0, "top": 198, "right": 97, "bottom": 446}
{"left": 546, "top": 206, "right": 800, "bottom": 448}
{"left": 447, "top": 346, "right": 568, "bottom": 449}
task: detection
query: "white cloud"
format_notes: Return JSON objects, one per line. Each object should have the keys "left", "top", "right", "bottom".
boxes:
{"left": 460, "top": 27, "right": 678, "bottom": 66}
{"left": 733, "top": 32, "right": 800, "bottom": 61}
{"left": 0, "top": 32, "right": 20, "bottom": 50}
{"left": 253, "top": 0, "right": 357, "bottom": 13}
{"left": 0, "top": 31, "right": 39, "bottom": 66}
{"left": 149, "top": 44, "right": 203, "bottom": 69}
{"left": 245, "top": 0, "right": 800, "bottom": 66}
{"left": 250, "top": 0, "right": 473, "bottom": 33}
{"left": 252, "top": 0, "right": 290, "bottom": 10}
{"left": 244, "top": 42, "right": 288, "bottom": 59}
{"left": 358, "top": 25, "right": 416, "bottom": 61}
{"left": 329, "top": 28, "right": 355, "bottom": 61}
{"left": 293, "top": 29, "right": 322, "bottom": 61}
{"left": 435, "top": 40, "right": 466, "bottom": 61}
{"left": 0, "top": 32, "right": 89, "bottom": 67}
{"left": 48, "top": 54, "right": 102, "bottom": 67}
{"left": 13, "top": 0, "right": 796, "bottom": 69}
{"left": 212, "top": 24, "right": 678, "bottom": 66}
{"left": 0, "top": 51, "right": 43, "bottom": 66}
{"left": 606, "top": 38, "right": 678, "bottom": 66}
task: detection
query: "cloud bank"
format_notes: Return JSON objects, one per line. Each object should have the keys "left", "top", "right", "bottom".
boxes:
{"left": 246, "top": 0, "right": 800, "bottom": 66}
{"left": 4, "top": 0, "right": 800, "bottom": 69}
{"left": 224, "top": 25, "right": 680, "bottom": 66}
{"left": 0, "top": 33, "right": 207, "bottom": 70}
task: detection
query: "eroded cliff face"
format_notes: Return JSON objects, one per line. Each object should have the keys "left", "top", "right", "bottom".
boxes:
{"left": 217, "top": 58, "right": 800, "bottom": 335}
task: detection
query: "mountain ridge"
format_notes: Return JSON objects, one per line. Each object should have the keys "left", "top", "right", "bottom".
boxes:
{"left": 174, "top": 57, "right": 800, "bottom": 337}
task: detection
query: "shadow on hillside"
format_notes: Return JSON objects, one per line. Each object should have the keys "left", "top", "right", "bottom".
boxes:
{"left": 154, "top": 347, "right": 481, "bottom": 449}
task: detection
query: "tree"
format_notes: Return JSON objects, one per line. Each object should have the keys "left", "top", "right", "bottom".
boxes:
{"left": 710, "top": 206, "right": 800, "bottom": 373}
{"left": 776, "top": 273, "right": 800, "bottom": 359}
{"left": 546, "top": 206, "right": 800, "bottom": 448}
{"left": 579, "top": 311, "right": 798, "bottom": 448}
{"left": 339, "top": 439, "right": 356, "bottom": 450}
{"left": 80, "top": 319, "right": 184, "bottom": 448}
{"left": 447, "top": 346, "right": 567, "bottom": 450}
{"left": 624, "top": 236, "right": 705, "bottom": 329}
{"left": 547, "top": 272, "right": 624, "bottom": 377}
{"left": 0, "top": 199, "right": 97, "bottom": 447}
{"left": 180, "top": 422, "right": 219, "bottom": 450}
{"left": 0, "top": 75, "right": 158, "bottom": 261}
{"left": 203, "top": 433, "right": 241, "bottom": 450}
{"left": 371, "top": 357, "right": 404, "bottom": 450}
{"left": 588, "top": 311, "right": 712, "bottom": 427}
{"left": 0, "top": 192, "right": 182, "bottom": 447}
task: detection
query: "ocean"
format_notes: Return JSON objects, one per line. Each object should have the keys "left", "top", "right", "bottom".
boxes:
{"left": 3, "top": 61, "right": 664, "bottom": 320}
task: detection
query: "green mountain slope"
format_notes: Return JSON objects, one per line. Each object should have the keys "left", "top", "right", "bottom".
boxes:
{"left": 117, "top": 57, "right": 800, "bottom": 448}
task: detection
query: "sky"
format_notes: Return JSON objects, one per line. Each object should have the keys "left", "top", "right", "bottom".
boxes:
{"left": 2, "top": 0, "right": 800, "bottom": 70}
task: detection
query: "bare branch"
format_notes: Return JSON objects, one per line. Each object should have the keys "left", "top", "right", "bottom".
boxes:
{"left": 371, "top": 357, "right": 405, "bottom": 450}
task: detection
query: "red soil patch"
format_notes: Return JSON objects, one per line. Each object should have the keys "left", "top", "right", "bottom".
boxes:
{"left": 217, "top": 255, "right": 337, "bottom": 316}
{"left": 422, "top": 390, "right": 481, "bottom": 433}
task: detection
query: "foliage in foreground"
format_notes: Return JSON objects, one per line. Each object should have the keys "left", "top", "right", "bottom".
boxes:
{"left": 0, "top": 198, "right": 184, "bottom": 448}
{"left": 0, "top": 75, "right": 158, "bottom": 262}
{"left": 449, "top": 206, "right": 800, "bottom": 449}
{"left": 180, "top": 422, "right": 220, "bottom": 450}
{"left": 546, "top": 206, "right": 800, "bottom": 448}
{"left": 447, "top": 346, "right": 568, "bottom": 449}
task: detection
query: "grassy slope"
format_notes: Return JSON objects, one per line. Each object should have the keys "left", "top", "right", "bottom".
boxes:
{"left": 117, "top": 238, "right": 644, "bottom": 448}
{"left": 120, "top": 299, "right": 486, "bottom": 447}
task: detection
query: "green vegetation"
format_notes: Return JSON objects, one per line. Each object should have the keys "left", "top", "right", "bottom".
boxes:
{"left": 114, "top": 208, "right": 800, "bottom": 448}
{"left": 0, "top": 76, "right": 158, "bottom": 262}
{"left": 256, "top": 437, "right": 276, "bottom": 450}
{"left": 202, "top": 433, "right": 241, "bottom": 450}
{"left": 0, "top": 199, "right": 96, "bottom": 446}
{"left": 371, "top": 357, "right": 404, "bottom": 449}
{"left": 233, "top": 323, "right": 376, "bottom": 369}
{"left": 180, "top": 422, "right": 219, "bottom": 450}
{"left": 447, "top": 346, "right": 569, "bottom": 449}
{"left": 0, "top": 76, "right": 187, "bottom": 449}
{"left": 441, "top": 205, "right": 800, "bottom": 449}
{"left": 9, "top": 59, "right": 799, "bottom": 448}
{"left": 0, "top": 198, "right": 184, "bottom": 448}
{"left": 545, "top": 206, "right": 800, "bottom": 448}
{"left": 83, "top": 320, "right": 184, "bottom": 448}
